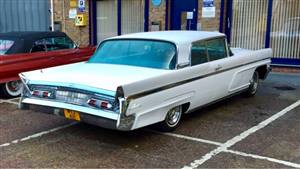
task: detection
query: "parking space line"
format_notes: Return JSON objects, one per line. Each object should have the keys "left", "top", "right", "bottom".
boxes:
{"left": 0, "top": 97, "right": 20, "bottom": 101}
{"left": 225, "top": 150, "right": 300, "bottom": 168}
{"left": 183, "top": 100, "right": 300, "bottom": 169}
{"left": 0, "top": 122, "right": 77, "bottom": 148}
{"left": 1, "top": 98, "right": 299, "bottom": 168}
{"left": 0, "top": 100, "right": 19, "bottom": 105}
{"left": 0, "top": 98, "right": 20, "bottom": 105}
{"left": 151, "top": 129, "right": 300, "bottom": 168}
{"left": 148, "top": 130, "right": 222, "bottom": 146}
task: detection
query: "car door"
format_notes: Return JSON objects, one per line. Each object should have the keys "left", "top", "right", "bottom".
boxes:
{"left": 205, "top": 37, "right": 236, "bottom": 99}
{"left": 187, "top": 40, "right": 222, "bottom": 109}
{"left": 43, "top": 36, "right": 87, "bottom": 67}
{"left": 0, "top": 39, "right": 48, "bottom": 83}
{"left": 44, "top": 36, "right": 77, "bottom": 66}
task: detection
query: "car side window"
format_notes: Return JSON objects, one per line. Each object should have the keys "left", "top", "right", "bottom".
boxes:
{"left": 0, "top": 40, "right": 14, "bottom": 55}
{"left": 206, "top": 38, "right": 227, "bottom": 61}
{"left": 191, "top": 41, "right": 209, "bottom": 66}
{"left": 31, "top": 39, "right": 46, "bottom": 53}
{"left": 44, "top": 37, "right": 75, "bottom": 51}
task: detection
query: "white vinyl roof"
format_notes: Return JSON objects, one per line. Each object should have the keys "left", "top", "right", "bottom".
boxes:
{"left": 106, "top": 31, "right": 226, "bottom": 65}
{"left": 108, "top": 31, "right": 225, "bottom": 44}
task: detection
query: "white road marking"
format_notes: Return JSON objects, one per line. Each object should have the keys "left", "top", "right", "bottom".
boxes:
{"left": 0, "top": 100, "right": 19, "bottom": 105}
{"left": 183, "top": 100, "right": 300, "bottom": 169}
{"left": 0, "top": 122, "right": 77, "bottom": 148}
{"left": 0, "top": 98, "right": 20, "bottom": 105}
{"left": 151, "top": 129, "right": 300, "bottom": 168}
{"left": 8, "top": 97, "right": 20, "bottom": 101}
{"left": 225, "top": 150, "right": 300, "bottom": 168}
{"left": 148, "top": 130, "right": 222, "bottom": 146}
{"left": 0, "top": 98, "right": 299, "bottom": 168}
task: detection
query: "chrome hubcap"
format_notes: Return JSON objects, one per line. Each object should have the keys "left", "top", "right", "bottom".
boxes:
{"left": 5, "top": 80, "right": 23, "bottom": 96}
{"left": 166, "top": 106, "right": 182, "bottom": 127}
{"left": 250, "top": 73, "right": 259, "bottom": 94}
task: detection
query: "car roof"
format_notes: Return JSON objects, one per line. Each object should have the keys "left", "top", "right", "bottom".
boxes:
{"left": 107, "top": 31, "right": 226, "bottom": 65}
{"left": 0, "top": 31, "right": 67, "bottom": 40}
{"left": 108, "top": 31, "right": 225, "bottom": 44}
{"left": 0, "top": 31, "right": 68, "bottom": 54}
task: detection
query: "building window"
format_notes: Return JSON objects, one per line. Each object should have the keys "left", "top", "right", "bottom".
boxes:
{"left": 121, "top": 0, "right": 145, "bottom": 34}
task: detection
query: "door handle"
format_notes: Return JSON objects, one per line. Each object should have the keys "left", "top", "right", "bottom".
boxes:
{"left": 215, "top": 65, "right": 222, "bottom": 71}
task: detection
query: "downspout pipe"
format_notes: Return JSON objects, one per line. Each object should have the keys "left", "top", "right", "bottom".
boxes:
{"left": 50, "top": 0, "right": 54, "bottom": 31}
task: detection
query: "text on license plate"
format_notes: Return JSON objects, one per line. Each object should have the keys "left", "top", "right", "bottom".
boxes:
{"left": 64, "top": 109, "right": 81, "bottom": 121}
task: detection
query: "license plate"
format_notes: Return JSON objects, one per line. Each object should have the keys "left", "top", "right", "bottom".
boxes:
{"left": 64, "top": 109, "right": 81, "bottom": 121}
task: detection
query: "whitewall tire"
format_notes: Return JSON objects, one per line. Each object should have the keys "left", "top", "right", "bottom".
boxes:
{"left": 1, "top": 80, "right": 23, "bottom": 98}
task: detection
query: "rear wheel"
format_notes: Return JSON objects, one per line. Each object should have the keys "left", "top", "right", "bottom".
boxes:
{"left": 0, "top": 80, "right": 23, "bottom": 98}
{"left": 157, "top": 105, "right": 182, "bottom": 132}
{"left": 244, "top": 71, "right": 259, "bottom": 97}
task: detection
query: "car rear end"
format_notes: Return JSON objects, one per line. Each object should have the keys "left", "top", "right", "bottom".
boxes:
{"left": 19, "top": 78, "right": 131, "bottom": 130}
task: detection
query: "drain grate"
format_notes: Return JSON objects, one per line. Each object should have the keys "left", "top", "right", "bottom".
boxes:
{"left": 273, "top": 85, "right": 296, "bottom": 91}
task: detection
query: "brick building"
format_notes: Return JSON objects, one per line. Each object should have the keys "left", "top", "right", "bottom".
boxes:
{"left": 52, "top": 0, "right": 223, "bottom": 46}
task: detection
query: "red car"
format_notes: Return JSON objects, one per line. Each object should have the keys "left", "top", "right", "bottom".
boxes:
{"left": 0, "top": 31, "right": 95, "bottom": 98}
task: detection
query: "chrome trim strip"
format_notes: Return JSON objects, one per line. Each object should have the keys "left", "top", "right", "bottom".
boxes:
{"left": 28, "top": 80, "right": 116, "bottom": 97}
{"left": 116, "top": 97, "right": 134, "bottom": 130}
{"left": 127, "top": 58, "right": 271, "bottom": 100}
{"left": 19, "top": 73, "right": 31, "bottom": 92}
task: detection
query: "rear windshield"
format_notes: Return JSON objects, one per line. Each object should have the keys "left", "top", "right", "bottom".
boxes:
{"left": 0, "top": 40, "right": 14, "bottom": 55}
{"left": 88, "top": 39, "right": 177, "bottom": 70}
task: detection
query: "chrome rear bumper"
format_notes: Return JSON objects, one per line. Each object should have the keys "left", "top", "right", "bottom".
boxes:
{"left": 19, "top": 98, "right": 134, "bottom": 130}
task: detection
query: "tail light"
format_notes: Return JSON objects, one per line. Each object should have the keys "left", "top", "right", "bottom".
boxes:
{"left": 87, "top": 99, "right": 97, "bottom": 106}
{"left": 42, "top": 91, "right": 50, "bottom": 98}
{"left": 87, "top": 98, "right": 112, "bottom": 110}
{"left": 31, "top": 90, "right": 53, "bottom": 99}
{"left": 101, "top": 101, "right": 112, "bottom": 109}
{"left": 32, "top": 90, "right": 40, "bottom": 97}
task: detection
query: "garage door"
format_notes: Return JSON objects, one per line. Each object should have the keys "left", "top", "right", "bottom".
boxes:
{"left": 96, "top": 0, "right": 146, "bottom": 43}
{"left": 121, "top": 0, "right": 145, "bottom": 34}
{"left": 0, "top": 0, "right": 51, "bottom": 33}
{"left": 96, "top": 0, "right": 118, "bottom": 43}
{"left": 227, "top": 0, "right": 300, "bottom": 66}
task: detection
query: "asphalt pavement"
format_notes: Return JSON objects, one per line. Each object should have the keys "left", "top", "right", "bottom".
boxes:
{"left": 0, "top": 72, "right": 299, "bottom": 168}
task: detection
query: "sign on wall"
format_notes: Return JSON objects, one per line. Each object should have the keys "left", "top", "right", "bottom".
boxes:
{"left": 69, "top": 8, "right": 77, "bottom": 19}
{"left": 78, "top": 0, "right": 85, "bottom": 12}
{"left": 202, "top": 0, "right": 215, "bottom": 18}
{"left": 187, "top": 12, "right": 193, "bottom": 19}
{"left": 70, "top": 0, "right": 77, "bottom": 8}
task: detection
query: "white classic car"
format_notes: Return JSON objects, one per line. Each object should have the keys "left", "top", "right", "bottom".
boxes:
{"left": 19, "top": 31, "right": 272, "bottom": 131}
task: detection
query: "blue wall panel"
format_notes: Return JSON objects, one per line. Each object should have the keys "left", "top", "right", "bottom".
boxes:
{"left": 0, "top": 0, "right": 50, "bottom": 33}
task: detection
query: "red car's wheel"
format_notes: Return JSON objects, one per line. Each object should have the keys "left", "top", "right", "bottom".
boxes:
{"left": 1, "top": 80, "right": 23, "bottom": 98}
